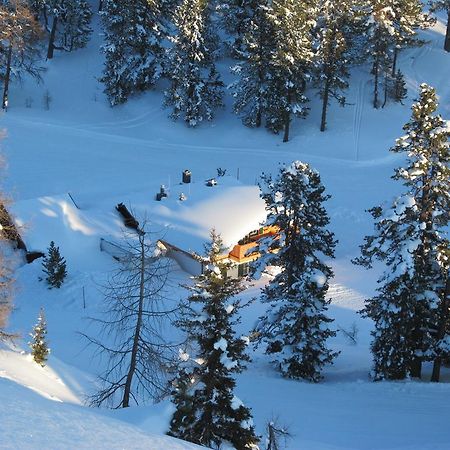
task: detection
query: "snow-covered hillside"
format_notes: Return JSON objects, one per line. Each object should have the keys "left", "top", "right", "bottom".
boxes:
{"left": 0, "top": 2, "right": 449, "bottom": 449}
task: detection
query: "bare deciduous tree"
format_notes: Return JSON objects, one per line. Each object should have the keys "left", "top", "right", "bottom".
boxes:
{"left": 83, "top": 225, "right": 180, "bottom": 408}
{"left": 266, "top": 419, "right": 292, "bottom": 450}
{"left": 0, "top": 143, "right": 16, "bottom": 342}
{"left": 0, "top": 0, "right": 44, "bottom": 110}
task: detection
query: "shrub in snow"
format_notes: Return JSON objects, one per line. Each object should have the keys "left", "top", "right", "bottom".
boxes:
{"left": 168, "top": 230, "right": 259, "bottom": 450}
{"left": 41, "top": 241, "right": 67, "bottom": 289}
{"left": 354, "top": 84, "right": 449, "bottom": 381}
{"left": 30, "top": 308, "right": 50, "bottom": 366}
{"left": 255, "top": 161, "right": 339, "bottom": 382}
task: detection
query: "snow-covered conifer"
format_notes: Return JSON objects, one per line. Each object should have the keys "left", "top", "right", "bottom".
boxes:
{"left": 313, "top": 0, "right": 352, "bottom": 131}
{"left": 229, "top": 0, "right": 275, "bottom": 128}
{"left": 264, "top": 0, "right": 315, "bottom": 141}
{"left": 430, "top": 0, "right": 450, "bottom": 51}
{"left": 354, "top": 84, "right": 449, "bottom": 380}
{"left": 29, "top": 308, "right": 50, "bottom": 366}
{"left": 219, "top": 0, "right": 260, "bottom": 55}
{"left": 101, "top": 0, "right": 167, "bottom": 105}
{"left": 367, "top": 0, "right": 430, "bottom": 108}
{"left": 256, "top": 161, "right": 338, "bottom": 382}
{"left": 164, "top": 0, "right": 223, "bottom": 126}
{"left": 168, "top": 230, "right": 259, "bottom": 450}
{"left": 42, "top": 241, "right": 67, "bottom": 289}
{"left": 43, "top": 0, "right": 93, "bottom": 59}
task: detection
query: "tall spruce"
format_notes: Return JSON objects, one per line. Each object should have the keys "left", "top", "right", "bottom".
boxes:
{"left": 313, "top": 0, "right": 352, "bottom": 131}
{"left": 230, "top": 0, "right": 274, "bottom": 128}
{"left": 164, "top": 0, "right": 223, "bottom": 126}
{"left": 354, "top": 84, "right": 449, "bottom": 380}
{"left": 101, "top": 0, "right": 167, "bottom": 105}
{"left": 264, "top": 0, "right": 315, "bottom": 142}
{"left": 29, "top": 308, "right": 50, "bottom": 366}
{"left": 168, "top": 230, "right": 259, "bottom": 450}
{"left": 42, "top": 241, "right": 67, "bottom": 289}
{"left": 256, "top": 161, "right": 338, "bottom": 382}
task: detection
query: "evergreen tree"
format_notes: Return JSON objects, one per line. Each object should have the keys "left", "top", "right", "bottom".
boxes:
{"left": 367, "top": 0, "right": 430, "bottom": 108}
{"left": 264, "top": 0, "right": 315, "bottom": 142}
{"left": 256, "top": 161, "right": 338, "bottom": 382}
{"left": 29, "top": 308, "right": 50, "bottom": 366}
{"left": 430, "top": 0, "right": 450, "bottom": 51}
{"left": 219, "top": 0, "right": 260, "bottom": 55}
{"left": 101, "top": 0, "right": 167, "bottom": 105}
{"left": 164, "top": 0, "right": 223, "bottom": 126}
{"left": 168, "top": 230, "right": 259, "bottom": 450}
{"left": 354, "top": 84, "right": 449, "bottom": 380}
{"left": 42, "top": 0, "right": 93, "bottom": 59}
{"left": 229, "top": 0, "right": 274, "bottom": 128}
{"left": 367, "top": 0, "right": 397, "bottom": 109}
{"left": 313, "top": 0, "right": 352, "bottom": 131}
{"left": 388, "top": 69, "right": 407, "bottom": 104}
{"left": 59, "top": 0, "right": 92, "bottom": 52}
{"left": 41, "top": 241, "right": 67, "bottom": 289}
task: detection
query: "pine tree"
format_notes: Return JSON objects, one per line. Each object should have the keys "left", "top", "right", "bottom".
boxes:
{"left": 264, "top": 0, "right": 315, "bottom": 142}
{"left": 101, "top": 0, "right": 167, "bottom": 105}
{"left": 29, "top": 308, "right": 50, "bottom": 366}
{"left": 229, "top": 0, "right": 274, "bottom": 128}
{"left": 367, "top": 0, "right": 396, "bottom": 109}
{"left": 388, "top": 69, "right": 407, "bottom": 103}
{"left": 41, "top": 241, "right": 67, "bottom": 288}
{"left": 164, "top": 0, "right": 223, "bottom": 127}
{"left": 313, "top": 0, "right": 352, "bottom": 131}
{"left": 59, "top": 0, "right": 92, "bottom": 52}
{"left": 354, "top": 84, "right": 449, "bottom": 380}
{"left": 430, "top": 0, "right": 450, "bottom": 52}
{"left": 42, "top": 0, "right": 93, "bottom": 59}
{"left": 219, "top": 0, "right": 260, "bottom": 55}
{"left": 367, "top": 0, "right": 431, "bottom": 108}
{"left": 256, "top": 161, "right": 338, "bottom": 382}
{"left": 168, "top": 230, "right": 259, "bottom": 450}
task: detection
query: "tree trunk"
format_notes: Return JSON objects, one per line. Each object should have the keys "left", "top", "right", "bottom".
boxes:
{"left": 410, "top": 357, "right": 422, "bottom": 378}
{"left": 431, "top": 277, "right": 450, "bottom": 382}
{"left": 373, "top": 55, "right": 380, "bottom": 109}
{"left": 122, "top": 233, "right": 145, "bottom": 407}
{"left": 392, "top": 47, "right": 398, "bottom": 76}
{"left": 320, "top": 76, "right": 330, "bottom": 132}
{"left": 2, "top": 45, "right": 13, "bottom": 111}
{"left": 382, "top": 70, "right": 389, "bottom": 108}
{"left": 445, "top": 10, "right": 450, "bottom": 52}
{"left": 283, "top": 90, "right": 291, "bottom": 143}
{"left": 47, "top": 16, "right": 58, "bottom": 60}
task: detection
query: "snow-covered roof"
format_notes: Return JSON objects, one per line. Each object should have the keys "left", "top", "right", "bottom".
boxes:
{"left": 148, "top": 177, "right": 267, "bottom": 254}
{"left": 10, "top": 176, "right": 267, "bottom": 269}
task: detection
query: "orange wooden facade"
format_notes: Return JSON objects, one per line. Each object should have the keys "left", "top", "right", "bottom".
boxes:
{"left": 227, "top": 225, "right": 278, "bottom": 264}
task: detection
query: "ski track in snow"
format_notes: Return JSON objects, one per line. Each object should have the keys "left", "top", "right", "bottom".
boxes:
{"left": 7, "top": 114, "right": 403, "bottom": 170}
{"left": 353, "top": 78, "right": 366, "bottom": 161}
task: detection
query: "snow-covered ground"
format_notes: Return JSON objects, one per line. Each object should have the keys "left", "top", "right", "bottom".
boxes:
{"left": 0, "top": 4, "right": 449, "bottom": 449}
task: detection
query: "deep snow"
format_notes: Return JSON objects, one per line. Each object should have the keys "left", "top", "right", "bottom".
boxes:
{"left": 0, "top": 4, "right": 449, "bottom": 449}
